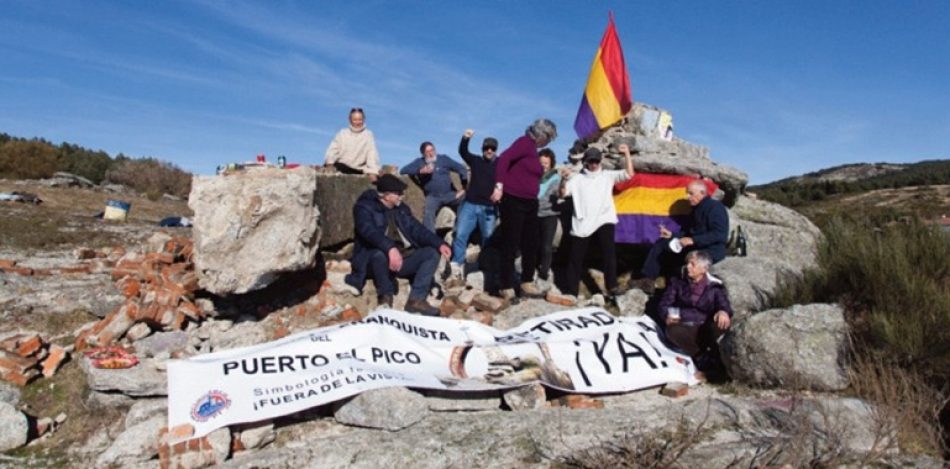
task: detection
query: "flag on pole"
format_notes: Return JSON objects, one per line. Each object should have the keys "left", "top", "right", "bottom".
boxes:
{"left": 574, "top": 13, "right": 633, "bottom": 139}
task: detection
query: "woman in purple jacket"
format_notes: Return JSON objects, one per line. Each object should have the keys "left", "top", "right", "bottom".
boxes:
{"left": 490, "top": 118, "right": 557, "bottom": 300}
{"left": 658, "top": 250, "right": 733, "bottom": 374}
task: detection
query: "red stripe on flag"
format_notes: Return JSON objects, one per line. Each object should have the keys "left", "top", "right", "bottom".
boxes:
{"left": 599, "top": 16, "right": 632, "bottom": 115}
{"left": 614, "top": 173, "right": 719, "bottom": 193}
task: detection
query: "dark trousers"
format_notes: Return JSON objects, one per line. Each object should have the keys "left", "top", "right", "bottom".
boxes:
{"left": 499, "top": 194, "right": 539, "bottom": 290}
{"left": 538, "top": 215, "right": 559, "bottom": 280}
{"left": 565, "top": 224, "right": 618, "bottom": 296}
{"left": 334, "top": 162, "right": 364, "bottom": 175}
{"left": 665, "top": 319, "right": 727, "bottom": 369}
{"left": 365, "top": 246, "right": 440, "bottom": 300}
{"left": 641, "top": 237, "right": 685, "bottom": 279}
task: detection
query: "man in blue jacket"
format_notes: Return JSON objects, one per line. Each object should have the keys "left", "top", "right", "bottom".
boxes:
{"left": 343, "top": 174, "right": 451, "bottom": 316}
{"left": 637, "top": 180, "right": 729, "bottom": 294}
{"left": 400, "top": 141, "right": 469, "bottom": 232}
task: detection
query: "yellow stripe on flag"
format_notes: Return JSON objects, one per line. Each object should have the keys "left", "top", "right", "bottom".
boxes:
{"left": 584, "top": 50, "right": 624, "bottom": 128}
{"left": 613, "top": 186, "right": 691, "bottom": 216}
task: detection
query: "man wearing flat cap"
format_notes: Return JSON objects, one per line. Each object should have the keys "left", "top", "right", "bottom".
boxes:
{"left": 343, "top": 174, "right": 451, "bottom": 316}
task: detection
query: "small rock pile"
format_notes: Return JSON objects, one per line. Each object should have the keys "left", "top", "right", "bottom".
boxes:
{"left": 75, "top": 234, "right": 202, "bottom": 350}
{"left": 0, "top": 334, "right": 68, "bottom": 385}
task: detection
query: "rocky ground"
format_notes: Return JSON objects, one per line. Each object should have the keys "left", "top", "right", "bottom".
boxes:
{"left": 0, "top": 179, "right": 942, "bottom": 468}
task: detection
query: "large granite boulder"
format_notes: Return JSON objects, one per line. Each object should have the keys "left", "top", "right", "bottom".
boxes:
{"left": 712, "top": 195, "right": 822, "bottom": 316}
{"left": 720, "top": 303, "right": 850, "bottom": 391}
{"left": 0, "top": 401, "right": 27, "bottom": 452}
{"left": 189, "top": 167, "right": 322, "bottom": 294}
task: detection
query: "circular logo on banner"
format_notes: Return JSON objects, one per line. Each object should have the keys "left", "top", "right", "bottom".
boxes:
{"left": 191, "top": 390, "right": 231, "bottom": 422}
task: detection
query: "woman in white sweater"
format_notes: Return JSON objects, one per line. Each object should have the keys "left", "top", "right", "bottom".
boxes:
{"left": 324, "top": 108, "right": 381, "bottom": 181}
{"left": 560, "top": 143, "right": 634, "bottom": 299}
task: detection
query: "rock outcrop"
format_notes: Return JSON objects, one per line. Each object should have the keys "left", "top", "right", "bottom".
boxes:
{"left": 720, "top": 303, "right": 850, "bottom": 391}
{"left": 581, "top": 103, "right": 748, "bottom": 205}
{"left": 189, "top": 167, "right": 323, "bottom": 294}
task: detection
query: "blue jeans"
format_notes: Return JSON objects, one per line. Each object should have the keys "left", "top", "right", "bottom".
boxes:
{"left": 451, "top": 202, "right": 497, "bottom": 264}
{"left": 423, "top": 192, "right": 460, "bottom": 232}
{"left": 365, "top": 246, "right": 440, "bottom": 300}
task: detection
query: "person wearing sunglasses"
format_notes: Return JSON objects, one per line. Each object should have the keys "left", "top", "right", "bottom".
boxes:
{"left": 324, "top": 107, "right": 381, "bottom": 181}
{"left": 560, "top": 144, "right": 635, "bottom": 302}
{"left": 447, "top": 128, "right": 499, "bottom": 285}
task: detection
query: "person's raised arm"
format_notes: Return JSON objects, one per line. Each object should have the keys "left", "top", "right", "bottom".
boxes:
{"left": 458, "top": 129, "right": 479, "bottom": 166}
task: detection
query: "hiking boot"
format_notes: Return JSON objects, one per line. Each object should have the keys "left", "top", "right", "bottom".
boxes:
{"left": 499, "top": 288, "right": 516, "bottom": 301}
{"left": 377, "top": 294, "right": 393, "bottom": 308}
{"left": 654, "top": 276, "right": 667, "bottom": 290}
{"left": 633, "top": 278, "right": 655, "bottom": 295}
{"left": 520, "top": 281, "right": 545, "bottom": 298}
{"left": 405, "top": 298, "right": 440, "bottom": 317}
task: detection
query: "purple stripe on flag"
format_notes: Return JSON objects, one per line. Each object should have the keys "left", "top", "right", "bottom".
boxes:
{"left": 573, "top": 97, "right": 600, "bottom": 139}
{"left": 615, "top": 214, "right": 690, "bottom": 244}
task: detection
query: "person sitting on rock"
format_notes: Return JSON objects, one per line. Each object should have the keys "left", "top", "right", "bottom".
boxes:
{"left": 658, "top": 250, "right": 732, "bottom": 378}
{"left": 342, "top": 174, "right": 451, "bottom": 316}
{"left": 324, "top": 107, "right": 381, "bottom": 181}
{"left": 636, "top": 179, "right": 729, "bottom": 294}
{"left": 400, "top": 141, "right": 469, "bottom": 232}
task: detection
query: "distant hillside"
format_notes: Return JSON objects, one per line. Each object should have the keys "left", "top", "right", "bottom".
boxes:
{"left": 0, "top": 132, "right": 192, "bottom": 198}
{"left": 750, "top": 159, "right": 950, "bottom": 227}
{"left": 750, "top": 159, "right": 950, "bottom": 207}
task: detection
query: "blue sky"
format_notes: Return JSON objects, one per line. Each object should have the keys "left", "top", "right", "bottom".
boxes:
{"left": 2, "top": 1, "right": 947, "bottom": 184}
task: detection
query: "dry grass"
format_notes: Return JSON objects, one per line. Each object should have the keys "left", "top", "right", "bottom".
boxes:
{"left": 0, "top": 180, "right": 190, "bottom": 251}
{"left": 848, "top": 351, "right": 948, "bottom": 457}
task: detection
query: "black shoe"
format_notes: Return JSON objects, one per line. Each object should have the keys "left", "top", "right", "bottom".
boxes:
{"left": 377, "top": 294, "right": 394, "bottom": 308}
{"left": 405, "top": 298, "right": 440, "bottom": 317}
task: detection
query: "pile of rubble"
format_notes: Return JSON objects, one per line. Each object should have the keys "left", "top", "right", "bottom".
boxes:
{"left": 0, "top": 334, "right": 67, "bottom": 386}
{"left": 75, "top": 235, "right": 203, "bottom": 350}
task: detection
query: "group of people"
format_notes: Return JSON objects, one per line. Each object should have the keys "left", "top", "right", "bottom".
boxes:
{"left": 325, "top": 108, "right": 734, "bottom": 372}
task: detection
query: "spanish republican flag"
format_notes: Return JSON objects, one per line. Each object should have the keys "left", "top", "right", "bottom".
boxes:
{"left": 613, "top": 174, "right": 719, "bottom": 244}
{"left": 574, "top": 14, "right": 633, "bottom": 139}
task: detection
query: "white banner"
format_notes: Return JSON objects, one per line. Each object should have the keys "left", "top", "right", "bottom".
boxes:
{"left": 168, "top": 307, "right": 696, "bottom": 437}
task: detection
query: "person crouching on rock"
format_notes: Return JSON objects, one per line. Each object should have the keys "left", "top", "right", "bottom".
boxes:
{"left": 658, "top": 250, "right": 733, "bottom": 380}
{"left": 342, "top": 174, "right": 451, "bottom": 316}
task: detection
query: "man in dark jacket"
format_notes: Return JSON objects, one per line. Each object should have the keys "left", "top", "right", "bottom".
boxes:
{"left": 449, "top": 129, "right": 498, "bottom": 283}
{"left": 343, "top": 174, "right": 451, "bottom": 316}
{"left": 400, "top": 141, "right": 469, "bottom": 232}
{"left": 658, "top": 250, "right": 733, "bottom": 377}
{"left": 638, "top": 180, "right": 729, "bottom": 292}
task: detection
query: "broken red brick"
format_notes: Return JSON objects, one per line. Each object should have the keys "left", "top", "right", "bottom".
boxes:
{"left": 1, "top": 368, "right": 40, "bottom": 386}
{"left": 0, "top": 259, "right": 17, "bottom": 269}
{"left": 177, "top": 300, "right": 202, "bottom": 320}
{"left": 2, "top": 266, "right": 34, "bottom": 276}
{"left": 14, "top": 335, "right": 43, "bottom": 358}
{"left": 471, "top": 292, "right": 507, "bottom": 313}
{"left": 660, "top": 382, "right": 689, "bottom": 398}
{"left": 545, "top": 291, "right": 578, "bottom": 307}
{"left": 555, "top": 395, "right": 605, "bottom": 409}
{"left": 41, "top": 345, "right": 68, "bottom": 377}
{"left": 0, "top": 350, "right": 36, "bottom": 374}
{"left": 0, "top": 334, "right": 25, "bottom": 350}
{"left": 57, "top": 265, "right": 93, "bottom": 274}
{"left": 340, "top": 307, "right": 363, "bottom": 322}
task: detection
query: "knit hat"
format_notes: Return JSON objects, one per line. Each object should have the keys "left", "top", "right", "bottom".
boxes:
{"left": 375, "top": 174, "right": 407, "bottom": 193}
{"left": 482, "top": 137, "right": 498, "bottom": 151}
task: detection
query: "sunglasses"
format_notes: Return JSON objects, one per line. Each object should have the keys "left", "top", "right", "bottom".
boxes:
{"left": 350, "top": 107, "right": 363, "bottom": 113}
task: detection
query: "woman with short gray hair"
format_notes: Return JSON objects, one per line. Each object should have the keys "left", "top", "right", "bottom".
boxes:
{"left": 658, "top": 249, "right": 733, "bottom": 380}
{"left": 489, "top": 118, "right": 558, "bottom": 300}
